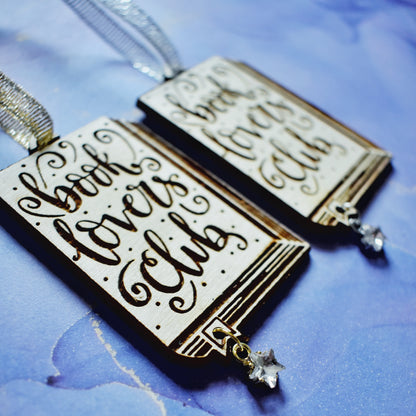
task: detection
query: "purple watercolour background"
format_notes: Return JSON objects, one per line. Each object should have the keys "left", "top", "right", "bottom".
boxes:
{"left": 0, "top": 1, "right": 415, "bottom": 415}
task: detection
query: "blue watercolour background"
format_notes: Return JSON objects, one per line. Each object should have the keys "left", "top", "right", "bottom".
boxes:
{"left": 0, "top": 1, "right": 415, "bottom": 415}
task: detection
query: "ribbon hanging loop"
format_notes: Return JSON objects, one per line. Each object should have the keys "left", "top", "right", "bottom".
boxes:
{"left": 63, "top": 0, "right": 183, "bottom": 82}
{"left": 0, "top": 72, "right": 54, "bottom": 152}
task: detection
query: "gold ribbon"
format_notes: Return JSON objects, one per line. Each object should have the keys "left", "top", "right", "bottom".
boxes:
{"left": 0, "top": 71, "right": 54, "bottom": 152}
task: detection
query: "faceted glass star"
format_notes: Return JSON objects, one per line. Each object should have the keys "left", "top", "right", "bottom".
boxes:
{"left": 248, "top": 349, "right": 285, "bottom": 388}
{"left": 359, "top": 224, "right": 385, "bottom": 252}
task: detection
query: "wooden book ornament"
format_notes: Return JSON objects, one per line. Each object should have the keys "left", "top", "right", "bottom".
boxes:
{"left": 138, "top": 56, "right": 391, "bottom": 252}
{"left": 0, "top": 72, "right": 308, "bottom": 388}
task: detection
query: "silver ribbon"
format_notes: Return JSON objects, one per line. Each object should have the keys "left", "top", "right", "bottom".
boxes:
{"left": 0, "top": 72, "right": 54, "bottom": 151}
{"left": 63, "top": 0, "right": 183, "bottom": 82}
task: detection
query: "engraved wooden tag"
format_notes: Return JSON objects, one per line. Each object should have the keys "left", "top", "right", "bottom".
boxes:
{"left": 0, "top": 117, "right": 308, "bottom": 359}
{"left": 138, "top": 56, "right": 391, "bottom": 226}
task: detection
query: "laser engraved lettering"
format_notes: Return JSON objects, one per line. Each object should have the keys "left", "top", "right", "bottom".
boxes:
{"left": 10, "top": 120, "right": 250, "bottom": 318}
{"left": 0, "top": 117, "right": 309, "bottom": 357}
{"left": 139, "top": 56, "right": 377, "bottom": 219}
{"left": 162, "top": 68, "right": 347, "bottom": 197}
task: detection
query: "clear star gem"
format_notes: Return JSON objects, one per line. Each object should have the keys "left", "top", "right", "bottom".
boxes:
{"left": 248, "top": 349, "right": 285, "bottom": 388}
{"left": 359, "top": 224, "right": 385, "bottom": 252}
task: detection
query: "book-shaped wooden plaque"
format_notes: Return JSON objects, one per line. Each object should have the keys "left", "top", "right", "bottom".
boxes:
{"left": 139, "top": 56, "right": 391, "bottom": 226}
{"left": 0, "top": 117, "right": 308, "bottom": 359}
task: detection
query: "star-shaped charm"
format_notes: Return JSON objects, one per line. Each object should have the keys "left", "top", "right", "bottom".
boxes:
{"left": 359, "top": 223, "right": 385, "bottom": 252}
{"left": 248, "top": 349, "right": 285, "bottom": 388}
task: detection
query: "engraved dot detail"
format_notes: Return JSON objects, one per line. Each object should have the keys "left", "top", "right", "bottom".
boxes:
{"left": 156, "top": 325, "right": 161, "bottom": 330}
{"left": 103, "top": 277, "right": 109, "bottom": 282}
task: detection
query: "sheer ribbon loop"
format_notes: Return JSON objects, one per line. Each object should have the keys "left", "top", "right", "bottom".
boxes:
{"left": 63, "top": 0, "right": 183, "bottom": 81}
